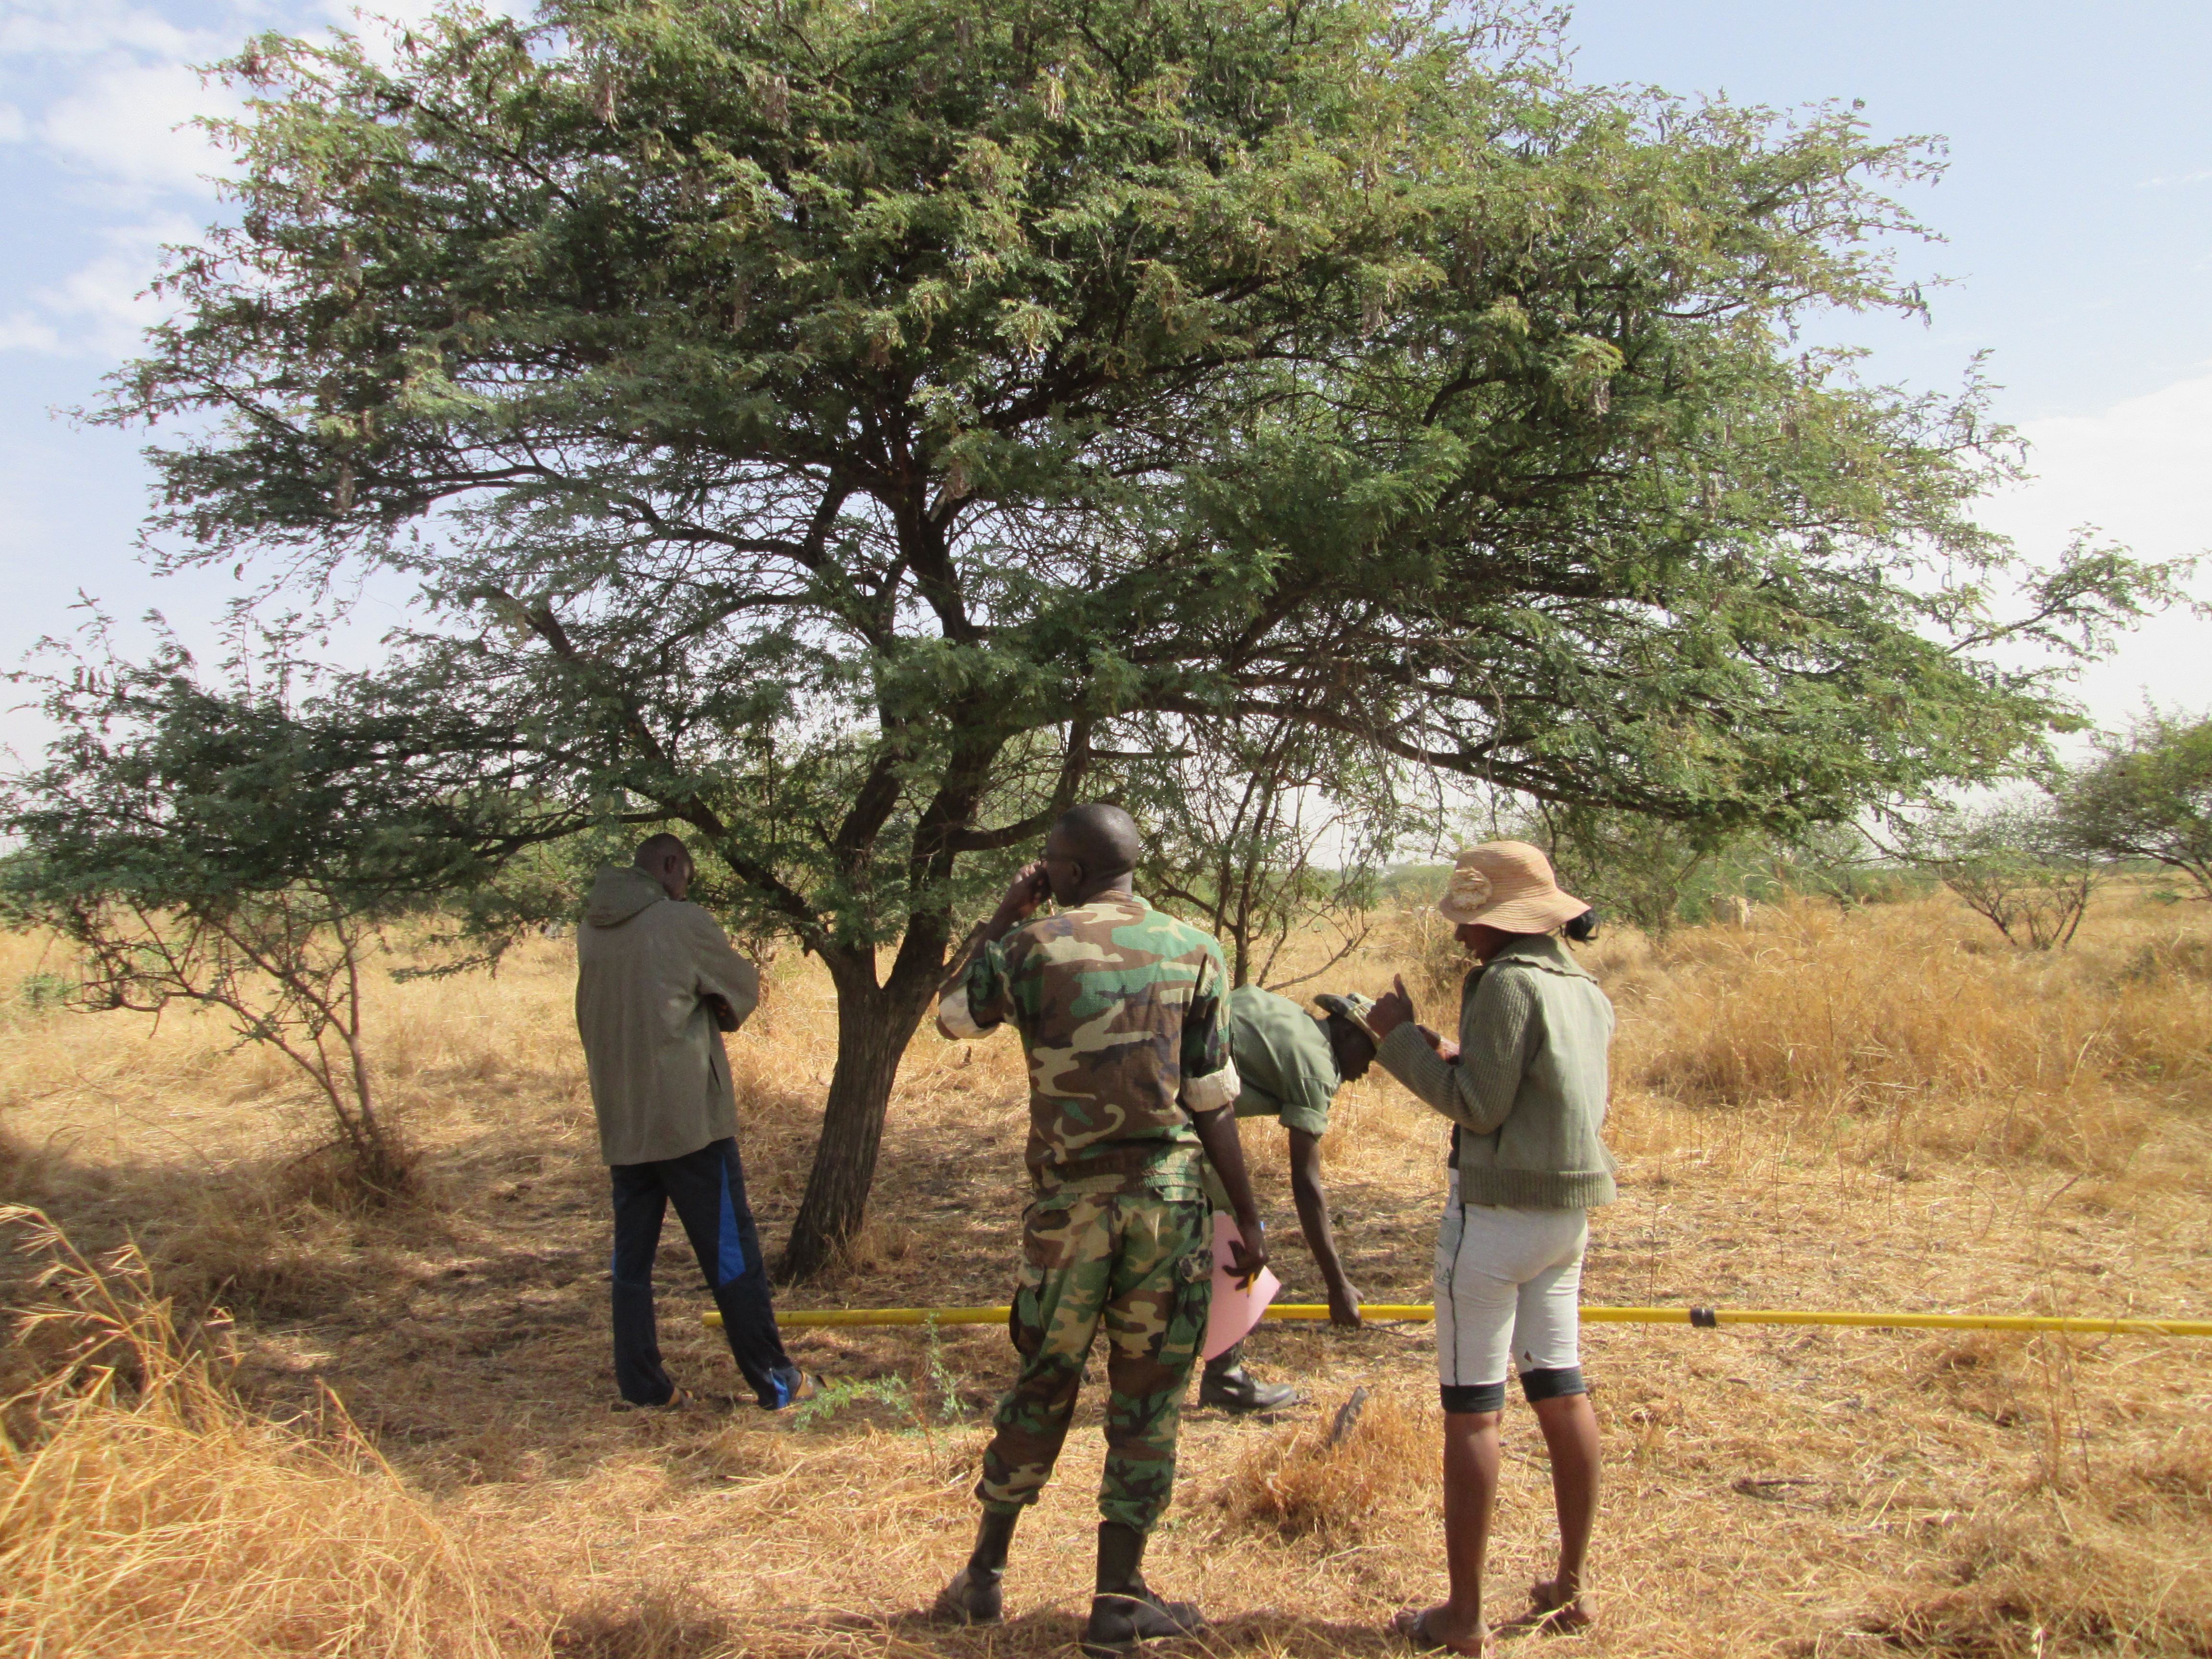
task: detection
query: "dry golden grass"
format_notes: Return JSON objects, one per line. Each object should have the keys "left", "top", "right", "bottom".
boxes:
{"left": 0, "top": 1208, "right": 539, "bottom": 1659}
{"left": 1215, "top": 1392, "right": 1430, "bottom": 1544}
{"left": 1596, "top": 893, "right": 2212, "bottom": 1192}
{"left": 0, "top": 886, "right": 2208, "bottom": 1657}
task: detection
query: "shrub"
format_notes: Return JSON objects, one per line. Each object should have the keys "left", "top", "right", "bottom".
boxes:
{"left": 1218, "top": 1389, "right": 1428, "bottom": 1543}
{"left": 11, "top": 973, "right": 74, "bottom": 1015}
{"left": 1910, "top": 799, "right": 2100, "bottom": 950}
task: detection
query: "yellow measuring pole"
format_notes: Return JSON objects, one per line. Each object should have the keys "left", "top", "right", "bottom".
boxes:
{"left": 706, "top": 1304, "right": 2212, "bottom": 1337}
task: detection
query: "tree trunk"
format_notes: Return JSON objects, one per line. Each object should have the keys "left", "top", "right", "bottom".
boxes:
{"left": 776, "top": 955, "right": 938, "bottom": 1281}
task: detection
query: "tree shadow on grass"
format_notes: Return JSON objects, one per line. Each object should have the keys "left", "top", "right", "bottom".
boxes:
{"left": 838, "top": 1607, "right": 1405, "bottom": 1658}
{"left": 552, "top": 1585, "right": 738, "bottom": 1659}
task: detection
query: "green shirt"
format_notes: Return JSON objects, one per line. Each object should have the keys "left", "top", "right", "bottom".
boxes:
{"left": 938, "top": 893, "right": 1237, "bottom": 1200}
{"left": 1226, "top": 984, "right": 1338, "bottom": 1138}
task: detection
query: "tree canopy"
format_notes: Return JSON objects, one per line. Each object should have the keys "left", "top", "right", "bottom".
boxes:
{"left": 18, "top": 0, "right": 2188, "bottom": 1272}
{"left": 2056, "top": 711, "right": 2212, "bottom": 901}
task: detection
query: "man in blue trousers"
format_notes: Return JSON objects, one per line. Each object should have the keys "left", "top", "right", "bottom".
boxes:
{"left": 576, "top": 833, "right": 818, "bottom": 1411}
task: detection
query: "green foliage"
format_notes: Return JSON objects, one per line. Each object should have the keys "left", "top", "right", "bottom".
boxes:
{"left": 2054, "top": 711, "right": 2212, "bottom": 902}
{"left": 34, "top": 0, "right": 2189, "bottom": 1268}
{"left": 0, "top": 611, "right": 568, "bottom": 1197}
{"left": 786, "top": 1374, "right": 916, "bottom": 1429}
{"left": 12, "top": 973, "right": 77, "bottom": 1014}
{"left": 922, "top": 1317, "right": 970, "bottom": 1423}
{"left": 1136, "top": 717, "right": 1425, "bottom": 988}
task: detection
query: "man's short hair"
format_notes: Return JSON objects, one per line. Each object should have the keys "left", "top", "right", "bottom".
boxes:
{"left": 634, "top": 832, "right": 690, "bottom": 868}
{"left": 1051, "top": 803, "right": 1141, "bottom": 878}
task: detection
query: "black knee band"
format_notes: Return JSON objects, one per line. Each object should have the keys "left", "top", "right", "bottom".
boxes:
{"left": 1440, "top": 1382, "right": 1506, "bottom": 1415}
{"left": 1519, "top": 1366, "right": 1587, "bottom": 1404}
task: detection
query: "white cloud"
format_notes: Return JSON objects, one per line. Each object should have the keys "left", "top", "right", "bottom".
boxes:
{"left": 0, "top": 316, "right": 64, "bottom": 352}
{"left": 0, "top": 216, "right": 198, "bottom": 360}
{"left": 2136, "top": 169, "right": 2212, "bottom": 189}
{"left": 0, "top": 0, "right": 205, "bottom": 63}
{"left": 0, "top": 102, "right": 25, "bottom": 142}
{"left": 1976, "top": 371, "right": 2212, "bottom": 724}
{"left": 1982, "top": 373, "right": 2212, "bottom": 561}
{"left": 36, "top": 59, "right": 243, "bottom": 194}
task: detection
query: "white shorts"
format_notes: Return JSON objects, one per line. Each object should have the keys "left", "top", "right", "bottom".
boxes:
{"left": 1434, "top": 1174, "right": 1588, "bottom": 1408}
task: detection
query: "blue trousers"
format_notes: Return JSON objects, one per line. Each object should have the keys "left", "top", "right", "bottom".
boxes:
{"left": 609, "top": 1137, "right": 801, "bottom": 1408}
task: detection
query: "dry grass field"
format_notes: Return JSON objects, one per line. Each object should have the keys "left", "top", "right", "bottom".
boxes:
{"left": 2, "top": 886, "right": 2208, "bottom": 1658}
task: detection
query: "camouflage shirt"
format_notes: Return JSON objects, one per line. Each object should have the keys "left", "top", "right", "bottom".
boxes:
{"left": 937, "top": 893, "right": 1239, "bottom": 1199}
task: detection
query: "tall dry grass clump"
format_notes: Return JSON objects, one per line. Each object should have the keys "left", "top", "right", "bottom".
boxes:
{"left": 1603, "top": 892, "right": 2212, "bottom": 1178}
{"left": 1217, "top": 1389, "right": 1430, "bottom": 1543}
{"left": 0, "top": 1207, "right": 540, "bottom": 1659}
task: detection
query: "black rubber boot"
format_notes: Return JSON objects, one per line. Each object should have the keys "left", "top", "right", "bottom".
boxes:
{"left": 1198, "top": 1343, "right": 1300, "bottom": 1414}
{"left": 1081, "top": 1521, "right": 1206, "bottom": 1657}
{"left": 932, "top": 1507, "right": 1018, "bottom": 1624}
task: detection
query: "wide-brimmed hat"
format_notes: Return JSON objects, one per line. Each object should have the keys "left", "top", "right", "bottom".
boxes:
{"left": 1435, "top": 841, "right": 1588, "bottom": 933}
{"left": 1313, "top": 991, "right": 1378, "bottom": 1031}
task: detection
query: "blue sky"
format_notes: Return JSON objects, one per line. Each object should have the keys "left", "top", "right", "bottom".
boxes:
{"left": 2, "top": 0, "right": 2208, "bottom": 764}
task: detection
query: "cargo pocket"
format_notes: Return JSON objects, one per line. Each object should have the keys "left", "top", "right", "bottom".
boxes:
{"left": 1010, "top": 1260, "right": 1046, "bottom": 1355}
{"left": 1167, "top": 1242, "right": 1212, "bottom": 1363}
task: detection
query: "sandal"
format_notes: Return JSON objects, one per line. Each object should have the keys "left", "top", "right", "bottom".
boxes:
{"left": 1516, "top": 1580, "right": 1594, "bottom": 1634}
{"left": 1393, "top": 1607, "right": 1494, "bottom": 1656}
{"left": 610, "top": 1385, "right": 697, "bottom": 1413}
{"left": 763, "top": 1371, "right": 826, "bottom": 1410}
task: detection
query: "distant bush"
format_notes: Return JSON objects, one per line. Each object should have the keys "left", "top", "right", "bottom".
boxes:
{"left": 12, "top": 972, "right": 74, "bottom": 1014}
{"left": 1908, "top": 798, "right": 2100, "bottom": 950}
{"left": 2054, "top": 710, "right": 2212, "bottom": 902}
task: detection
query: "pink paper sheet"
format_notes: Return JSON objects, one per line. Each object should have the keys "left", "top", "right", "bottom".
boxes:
{"left": 1203, "top": 1213, "right": 1281, "bottom": 1360}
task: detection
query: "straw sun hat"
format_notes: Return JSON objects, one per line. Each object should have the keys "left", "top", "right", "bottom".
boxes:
{"left": 1435, "top": 841, "right": 1588, "bottom": 934}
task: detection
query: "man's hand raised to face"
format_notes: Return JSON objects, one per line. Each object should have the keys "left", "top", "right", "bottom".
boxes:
{"left": 937, "top": 862, "right": 1052, "bottom": 1001}
{"left": 993, "top": 861, "right": 1050, "bottom": 926}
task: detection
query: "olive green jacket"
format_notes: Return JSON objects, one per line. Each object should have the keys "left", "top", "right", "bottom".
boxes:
{"left": 1376, "top": 934, "right": 1617, "bottom": 1208}
{"left": 575, "top": 866, "right": 761, "bottom": 1166}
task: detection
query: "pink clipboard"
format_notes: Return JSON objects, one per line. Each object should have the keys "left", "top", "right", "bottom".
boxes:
{"left": 1203, "top": 1214, "right": 1281, "bottom": 1360}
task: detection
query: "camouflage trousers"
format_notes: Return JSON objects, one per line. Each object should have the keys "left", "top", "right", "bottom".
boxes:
{"left": 976, "top": 1192, "right": 1212, "bottom": 1533}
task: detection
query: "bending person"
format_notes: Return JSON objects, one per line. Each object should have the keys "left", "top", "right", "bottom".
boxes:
{"left": 930, "top": 804, "right": 1269, "bottom": 1658}
{"left": 1196, "top": 985, "right": 1377, "bottom": 1414}
{"left": 1366, "top": 842, "right": 1615, "bottom": 1654}
{"left": 576, "top": 834, "right": 818, "bottom": 1412}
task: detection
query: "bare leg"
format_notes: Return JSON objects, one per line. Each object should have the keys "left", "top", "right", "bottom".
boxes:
{"left": 1528, "top": 1393, "right": 1599, "bottom": 1626}
{"left": 1411, "top": 1409, "right": 1501, "bottom": 1651}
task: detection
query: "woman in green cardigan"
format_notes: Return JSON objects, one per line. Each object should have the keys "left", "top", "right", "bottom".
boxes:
{"left": 1367, "top": 841, "right": 1616, "bottom": 1656}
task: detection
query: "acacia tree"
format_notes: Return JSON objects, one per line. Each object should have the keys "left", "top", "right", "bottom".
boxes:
{"left": 1136, "top": 715, "right": 1411, "bottom": 988}
{"left": 73, "top": 0, "right": 2188, "bottom": 1274}
{"left": 1911, "top": 797, "right": 2100, "bottom": 950}
{"left": 2056, "top": 712, "right": 2212, "bottom": 900}
{"left": 0, "top": 613, "right": 579, "bottom": 1195}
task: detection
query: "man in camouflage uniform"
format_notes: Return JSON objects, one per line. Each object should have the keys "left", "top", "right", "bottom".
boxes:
{"left": 931, "top": 804, "right": 1271, "bottom": 1657}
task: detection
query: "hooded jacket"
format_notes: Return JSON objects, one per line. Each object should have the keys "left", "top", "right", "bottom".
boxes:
{"left": 575, "top": 866, "right": 762, "bottom": 1166}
